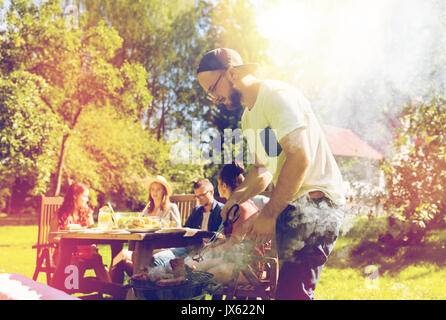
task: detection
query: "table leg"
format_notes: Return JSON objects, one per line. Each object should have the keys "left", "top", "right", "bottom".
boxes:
{"left": 109, "top": 242, "right": 124, "bottom": 268}
{"left": 132, "top": 241, "right": 154, "bottom": 274}
{"left": 51, "top": 239, "right": 76, "bottom": 292}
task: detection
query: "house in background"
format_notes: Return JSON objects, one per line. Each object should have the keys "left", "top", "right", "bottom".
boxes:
{"left": 323, "top": 125, "right": 383, "bottom": 160}
{"left": 323, "top": 125, "right": 385, "bottom": 207}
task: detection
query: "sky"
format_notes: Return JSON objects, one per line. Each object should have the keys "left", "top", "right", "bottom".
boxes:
{"left": 254, "top": 0, "right": 446, "bottom": 154}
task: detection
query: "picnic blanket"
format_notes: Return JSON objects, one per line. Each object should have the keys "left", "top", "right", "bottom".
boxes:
{"left": 0, "top": 273, "right": 80, "bottom": 300}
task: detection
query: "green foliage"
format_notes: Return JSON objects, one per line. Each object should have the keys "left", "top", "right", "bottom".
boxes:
{"left": 81, "top": 0, "right": 211, "bottom": 137}
{"left": 0, "top": 0, "right": 275, "bottom": 212}
{"left": 66, "top": 107, "right": 170, "bottom": 209}
{"left": 0, "top": 71, "right": 61, "bottom": 200}
{"left": 329, "top": 214, "right": 446, "bottom": 277}
{"left": 381, "top": 98, "right": 446, "bottom": 230}
{"left": 0, "top": 0, "right": 170, "bottom": 211}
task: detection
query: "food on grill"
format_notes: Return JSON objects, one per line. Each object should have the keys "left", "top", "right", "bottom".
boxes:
{"left": 131, "top": 259, "right": 204, "bottom": 289}
{"left": 148, "top": 267, "right": 174, "bottom": 283}
{"left": 131, "top": 269, "right": 149, "bottom": 281}
{"left": 155, "top": 276, "right": 187, "bottom": 287}
{"left": 170, "top": 257, "right": 186, "bottom": 278}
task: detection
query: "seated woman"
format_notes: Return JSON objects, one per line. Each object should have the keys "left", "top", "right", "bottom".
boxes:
{"left": 140, "top": 175, "right": 181, "bottom": 227}
{"left": 110, "top": 176, "right": 180, "bottom": 284}
{"left": 184, "top": 161, "right": 259, "bottom": 284}
{"left": 52, "top": 182, "right": 111, "bottom": 283}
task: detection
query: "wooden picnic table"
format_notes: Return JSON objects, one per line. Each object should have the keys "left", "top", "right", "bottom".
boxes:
{"left": 50, "top": 228, "right": 218, "bottom": 295}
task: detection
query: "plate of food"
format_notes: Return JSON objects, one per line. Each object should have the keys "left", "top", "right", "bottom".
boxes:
{"left": 156, "top": 227, "right": 193, "bottom": 233}
{"left": 100, "top": 229, "right": 129, "bottom": 234}
{"left": 65, "top": 224, "right": 86, "bottom": 231}
{"left": 126, "top": 227, "right": 161, "bottom": 233}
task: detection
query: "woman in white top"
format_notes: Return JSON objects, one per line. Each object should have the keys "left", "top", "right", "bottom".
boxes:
{"left": 140, "top": 175, "right": 181, "bottom": 227}
{"left": 110, "top": 176, "right": 180, "bottom": 284}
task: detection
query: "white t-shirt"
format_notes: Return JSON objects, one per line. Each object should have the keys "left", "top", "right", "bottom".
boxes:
{"left": 201, "top": 210, "right": 211, "bottom": 231}
{"left": 251, "top": 195, "right": 269, "bottom": 211}
{"left": 241, "top": 80, "right": 345, "bottom": 206}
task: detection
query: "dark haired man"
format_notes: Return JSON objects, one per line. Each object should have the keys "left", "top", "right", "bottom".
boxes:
{"left": 152, "top": 179, "right": 223, "bottom": 268}
{"left": 184, "top": 178, "right": 223, "bottom": 231}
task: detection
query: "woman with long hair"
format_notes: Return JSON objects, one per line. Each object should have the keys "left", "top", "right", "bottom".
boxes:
{"left": 140, "top": 176, "right": 181, "bottom": 227}
{"left": 53, "top": 182, "right": 111, "bottom": 283}
{"left": 110, "top": 176, "right": 180, "bottom": 284}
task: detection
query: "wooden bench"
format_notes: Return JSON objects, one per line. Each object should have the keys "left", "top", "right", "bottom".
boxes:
{"left": 170, "top": 194, "right": 198, "bottom": 226}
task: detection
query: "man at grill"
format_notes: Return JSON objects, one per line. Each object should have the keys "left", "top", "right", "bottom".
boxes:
{"left": 196, "top": 48, "right": 346, "bottom": 300}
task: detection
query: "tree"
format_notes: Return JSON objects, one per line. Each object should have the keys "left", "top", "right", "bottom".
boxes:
{"left": 1, "top": 0, "right": 152, "bottom": 196}
{"left": 80, "top": 0, "right": 213, "bottom": 138}
{"left": 381, "top": 98, "right": 446, "bottom": 237}
{"left": 79, "top": 0, "right": 215, "bottom": 191}
{"left": 65, "top": 107, "right": 171, "bottom": 209}
{"left": 0, "top": 71, "right": 60, "bottom": 212}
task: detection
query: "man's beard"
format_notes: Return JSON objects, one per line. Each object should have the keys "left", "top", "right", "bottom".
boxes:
{"left": 225, "top": 86, "right": 242, "bottom": 111}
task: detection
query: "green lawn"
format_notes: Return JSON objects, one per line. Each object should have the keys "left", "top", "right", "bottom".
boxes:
{"left": 1, "top": 223, "right": 446, "bottom": 299}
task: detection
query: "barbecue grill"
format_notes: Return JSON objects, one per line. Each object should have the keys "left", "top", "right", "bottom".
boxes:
{"left": 129, "top": 271, "right": 220, "bottom": 300}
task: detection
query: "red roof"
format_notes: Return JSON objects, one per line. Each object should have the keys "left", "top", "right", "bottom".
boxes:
{"left": 323, "top": 125, "right": 383, "bottom": 160}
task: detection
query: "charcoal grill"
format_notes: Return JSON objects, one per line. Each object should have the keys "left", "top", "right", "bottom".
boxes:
{"left": 129, "top": 271, "right": 220, "bottom": 300}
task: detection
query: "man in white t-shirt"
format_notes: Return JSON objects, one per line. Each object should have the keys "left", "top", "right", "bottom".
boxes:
{"left": 196, "top": 48, "right": 345, "bottom": 300}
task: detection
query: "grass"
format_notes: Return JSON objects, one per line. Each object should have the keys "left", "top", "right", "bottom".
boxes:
{"left": 1, "top": 214, "right": 446, "bottom": 299}
{"left": 316, "top": 265, "right": 446, "bottom": 300}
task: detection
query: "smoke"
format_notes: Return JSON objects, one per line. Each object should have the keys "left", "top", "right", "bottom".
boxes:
{"left": 257, "top": 0, "right": 446, "bottom": 154}
{"left": 276, "top": 197, "right": 344, "bottom": 264}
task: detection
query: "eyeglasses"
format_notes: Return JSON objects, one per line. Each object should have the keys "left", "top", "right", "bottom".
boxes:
{"left": 206, "top": 71, "right": 225, "bottom": 103}
{"left": 194, "top": 190, "right": 210, "bottom": 200}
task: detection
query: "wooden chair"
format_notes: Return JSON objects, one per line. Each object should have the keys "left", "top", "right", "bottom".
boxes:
{"left": 32, "top": 196, "right": 64, "bottom": 284}
{"left": 170, "top": 194, "right": 198, "bottom": 225}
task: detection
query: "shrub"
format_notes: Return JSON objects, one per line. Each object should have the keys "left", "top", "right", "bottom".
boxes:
{"left": 381, "top": 98, "right": 446, "bottom": 236}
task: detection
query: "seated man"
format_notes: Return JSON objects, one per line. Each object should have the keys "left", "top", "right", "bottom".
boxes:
{"left": 151, "top": 178, "right": 223, "bottom": 268}
{"left": 110, "top": 179, "right": 224, "bottom": 283}
{"left": 184, "top": 179, "right": 224, "bottom": 231}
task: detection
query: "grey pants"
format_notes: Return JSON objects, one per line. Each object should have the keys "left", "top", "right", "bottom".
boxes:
{"left": 275, "top": 196, "right": 344, "bottom": 300}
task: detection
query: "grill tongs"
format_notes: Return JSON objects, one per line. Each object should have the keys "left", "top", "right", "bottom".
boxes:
{"left": 192, "top": 204, "right": 240, "bottom": 263}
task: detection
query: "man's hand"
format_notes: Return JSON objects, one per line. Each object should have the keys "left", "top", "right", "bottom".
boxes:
{"left": 220, "top": 161, "right": 272, "bottom": 223}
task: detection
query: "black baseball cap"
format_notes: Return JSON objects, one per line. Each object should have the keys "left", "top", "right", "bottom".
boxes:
{"left": 197, "top": 48, "right": 258, "bottom": 74}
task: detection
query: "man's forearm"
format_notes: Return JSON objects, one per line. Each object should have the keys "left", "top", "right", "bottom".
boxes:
{"left": 230, "top": 165, "right": 272, "bottom": 204}
{"left": 262, "top": 154, "right": 310, "bottom": 219}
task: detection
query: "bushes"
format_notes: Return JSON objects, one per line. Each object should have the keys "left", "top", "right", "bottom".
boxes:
{"left": 330, "top": 213, "right": 446, "bottom": 274}
{"left": 381, "top": 98, "right": 446, "bottom": 233}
